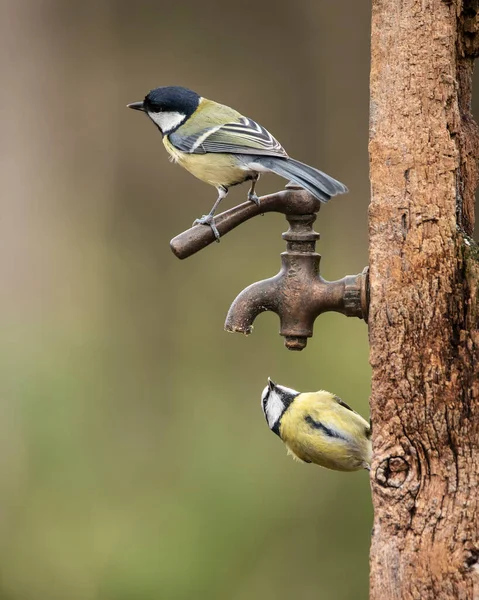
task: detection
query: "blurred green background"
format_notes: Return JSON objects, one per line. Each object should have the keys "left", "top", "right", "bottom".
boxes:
{"left": 0, "top": 1, "right": 407, "bottom": 598}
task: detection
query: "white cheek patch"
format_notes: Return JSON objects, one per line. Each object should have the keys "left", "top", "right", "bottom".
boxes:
{"left": 265, "top": 391, "right": 284, "bottom": 429}
{"left": 148, "top": 111, "right": 186, "bottom": 133}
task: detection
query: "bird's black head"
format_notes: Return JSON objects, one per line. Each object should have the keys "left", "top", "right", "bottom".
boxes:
{"left": 127, "top": 86, "right": 201, "bottom": 135}
{"left": 144, "top": 86, "right": 200, "bottom": 115}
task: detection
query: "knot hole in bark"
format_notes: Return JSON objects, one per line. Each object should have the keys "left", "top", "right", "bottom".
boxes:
{"left": 376, "top": 456, "right": 409, "bottom": 488}
{"left": 465, "top": 548, "right": 479, "bottom": 569}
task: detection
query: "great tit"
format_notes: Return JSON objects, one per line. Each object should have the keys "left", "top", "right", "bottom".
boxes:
{"left": 261, "top": 379, "right": 371, "bottom": 472}
{"left": 127, "top": 86, "right": 348, "bottom": 239}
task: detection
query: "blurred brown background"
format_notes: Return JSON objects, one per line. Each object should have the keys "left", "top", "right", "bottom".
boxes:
{"left": 1, "top": 1, "right": 475, "bottom": 599}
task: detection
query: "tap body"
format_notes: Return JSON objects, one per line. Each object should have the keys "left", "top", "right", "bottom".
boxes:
{"left": 225, "top": 213, "right": 368, "bottom": 350}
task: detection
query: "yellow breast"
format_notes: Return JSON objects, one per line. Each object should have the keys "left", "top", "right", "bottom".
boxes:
{"left": 162, "top": 136, "right": 248, "bottom": 189}
{"left": 279, "top": 392, "right": 371, "bottom": 472}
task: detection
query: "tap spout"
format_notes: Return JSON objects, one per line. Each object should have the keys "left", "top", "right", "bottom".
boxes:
{"left": 225, "top": 262, "right": 369, "bottom": 351}
{"left": 224, "top": 276, "right": 280, "bottom": 336}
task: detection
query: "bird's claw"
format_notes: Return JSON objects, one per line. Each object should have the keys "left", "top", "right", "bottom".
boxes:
{"left": 193, "top": 214, "right": 221, "bottom": 242}
{"left": 248, "top": 192, "right": 261, "bottom": 207}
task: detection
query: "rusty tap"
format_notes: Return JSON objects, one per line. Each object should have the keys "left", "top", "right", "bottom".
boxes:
{"left": 170, "top": 183, "right": 369, "bottom": 351}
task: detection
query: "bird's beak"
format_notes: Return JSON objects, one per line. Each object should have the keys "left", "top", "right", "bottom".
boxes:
{"left": 127, "top": 101, "right": 145, "bottom": 112}
{"left": 267, "top": 377, "right": 275, "bottom": 391}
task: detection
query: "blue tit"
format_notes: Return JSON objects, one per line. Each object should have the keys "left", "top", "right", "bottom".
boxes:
{"left": 127, "top": 86, "right": 348, "bottom": 239}
{"left": 261, "top": 379, "right": 371, "bottom": 472}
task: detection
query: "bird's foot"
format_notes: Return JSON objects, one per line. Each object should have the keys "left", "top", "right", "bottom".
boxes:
{"left": 193, "top": 214, "right": 220, "bottom": 242}
{"left": 247, "top": 192, "right": 261, "bottom": 207}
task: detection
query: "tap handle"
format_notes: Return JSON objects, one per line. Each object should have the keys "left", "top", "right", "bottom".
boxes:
{"left": 170, "top": 185, "right": 321, "bottom": 260}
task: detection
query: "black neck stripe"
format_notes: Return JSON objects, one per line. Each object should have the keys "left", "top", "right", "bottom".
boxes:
{"left": 272, "top": 420, "right": 282, "bottom": 437}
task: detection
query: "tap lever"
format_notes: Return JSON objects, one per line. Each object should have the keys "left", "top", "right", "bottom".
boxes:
{"left": 170, "top": 185, "right": 321, "bottom": 260}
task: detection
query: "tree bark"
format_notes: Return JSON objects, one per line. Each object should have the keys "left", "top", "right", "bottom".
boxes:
{"left": 369, "top": 1, "right": 479, "bottom": 599}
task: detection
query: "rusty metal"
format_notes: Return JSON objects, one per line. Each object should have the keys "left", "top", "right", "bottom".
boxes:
{"left": 225, "top": 212, "right": 369, "bottom": 350}
{"left": 170, "top": 185, "right": 320, "bottom": 259}
{"left": 170, "top": 183, "right": 369, "bottom": 350}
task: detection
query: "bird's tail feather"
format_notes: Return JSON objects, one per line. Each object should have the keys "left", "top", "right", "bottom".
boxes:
{"left": 252, "top": 156, "right": 348, "bottom": 203}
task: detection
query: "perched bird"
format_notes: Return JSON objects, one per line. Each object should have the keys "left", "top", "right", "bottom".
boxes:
{"left": 261, "top": 379, "right": 371, "bottom": 472}
{"left": 127, "top": 86, "right": 348, "bottom": 239}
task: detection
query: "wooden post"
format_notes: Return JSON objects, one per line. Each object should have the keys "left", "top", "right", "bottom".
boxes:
{"left": 368, "top": 1, "right": 479, "bottom": 598}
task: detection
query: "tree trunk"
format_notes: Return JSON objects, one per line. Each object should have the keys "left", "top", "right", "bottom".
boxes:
{"left": 368, "top": 1, "right": 479, "bottom": 599}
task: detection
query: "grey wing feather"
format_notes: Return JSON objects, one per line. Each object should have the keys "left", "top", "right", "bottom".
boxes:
{"left": 170, "top": 117, "right": 288, "bottom": 158}
{"left": 252, "top": 156, "right": 348, "bottom": 202}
